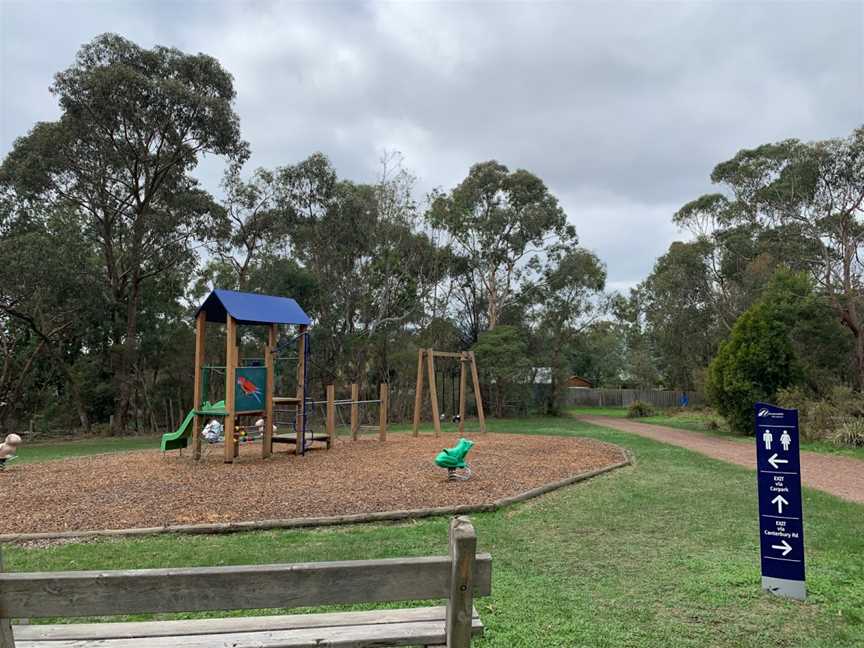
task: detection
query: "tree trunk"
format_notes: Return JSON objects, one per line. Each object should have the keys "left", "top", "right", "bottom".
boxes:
{"left": 112, "top": 277, "right": 142, "bottom": 435}
{"left": 838, "top": 300, "right": 864, "bottom": 391}
{"left": 66, "top": 373, "right": 90, "bottom": 434}
{"left": 855, "top": 330, "right": 864, "bottom": 391}
{"left": 486, "top": 270, "right": 500, "bottom": 330}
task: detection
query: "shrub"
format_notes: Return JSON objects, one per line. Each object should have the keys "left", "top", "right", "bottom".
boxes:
{"left": 627, "top": 401, "right": 655, "bottom": 418}
{"left": 706, "top": 301, "right": 801, "bottom": 433}
{"left": 705, "top": 271, "right": 845, "bottom": 435}
{"left": 705, "top": 419, "right": 720, "bottom": 431}
{"left": 776, "top": 385, "right": 864, "bottom": 443}
{"left": 833, "top": 419, "right": 864, "bottom": 448}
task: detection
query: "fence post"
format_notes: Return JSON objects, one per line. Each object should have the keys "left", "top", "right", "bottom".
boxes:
{"left": 413, "top": 349, "right": 424, "bottom": 436}
{"left": 326, "top": 385, "right": 335, "bottom": 448}
{"left": 0, "top": 546, "right": 16, "bottom": 647}
{"left": 379, "top": 383, "right": 389, "bottom": 442}
{"left": 446, "top": 516, "right": 477, "bottom": 648}
{"left": 351, "top": 383, "right": 359, "bottom": 441}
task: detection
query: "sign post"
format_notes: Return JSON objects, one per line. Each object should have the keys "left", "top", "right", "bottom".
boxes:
{"left": 755, "top": 402, "right": 806, "bottom": 601}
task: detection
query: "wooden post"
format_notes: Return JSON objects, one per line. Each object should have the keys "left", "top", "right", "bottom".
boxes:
{"left": 233, "top": 343, "right": 241, "bottom": 459}
{"left": 224, "top": 315, "right": 237, "bottom": 463}
{"left": 459, "top": 352, "right": 467, "bottom": 435}
{"left": 263, "top": 324, "right": 276, "bottom": 459}
{"left": 412, "top": 349, "right": 425, "bottom": 436}
{"left": 469, "top": 351, "right": 486, "bottom": 434}
{"left": 326, "top": 384, "right": 335, "bottom": 448}
{"left": 446, "top": 517, "right": 477, "bottom": 648}
{"left": 0, "top": 546, "right": 16, "bottom": 648}
{"left": 295, "top": 325, "right": 307, "bottom": 455}
{"left": 351, "top": 383, "right": 359, "bottom": 441}
{"left": 379, "top": 383, "right": 389, "bottom": 442}
{"left": 426, "top": 348, "right": 442, "bottom": 436}
{"left": 192, "top": 312, "right": 206, "bottom": 460}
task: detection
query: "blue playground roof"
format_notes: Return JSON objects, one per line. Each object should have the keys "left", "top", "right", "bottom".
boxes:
{"left": 196, "top": 289, "right": 310, "bottom": 326}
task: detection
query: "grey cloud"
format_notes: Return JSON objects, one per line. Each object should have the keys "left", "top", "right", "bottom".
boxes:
{"left": 1, "top": 0, "right": 861, "bottom": 291}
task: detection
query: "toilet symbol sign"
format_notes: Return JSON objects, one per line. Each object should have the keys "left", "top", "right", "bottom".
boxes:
{"left": 755, "top": 403, "right": 806, "bottom": 601}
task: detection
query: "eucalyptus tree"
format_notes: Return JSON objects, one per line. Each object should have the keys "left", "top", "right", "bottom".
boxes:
{"left": 427, "top": 161, "right": 578, "bottom": 330}
{"left": 0, "top": 34, "right": 247, "bottom": 433}
{"left": 638, "top": 240, "right": 720, "bottom": 390}
{"left": 204, "top": 164, "right": 285, "bottom": 290}
{"left": 676, "top": 126, "right": 864, "bottom": 387}
{"left": 279, "top": 153, "right": 444, "bottom": 388}
{"left": 529, "top": 248, "right": 607, "bottom": 412}
{"left": 0, "top": 207, "right": 102, "bottom": 432}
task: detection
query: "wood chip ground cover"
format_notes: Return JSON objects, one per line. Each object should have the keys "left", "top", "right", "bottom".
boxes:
{"left": 1, "top": 433, "right": 625, "bottom": 535}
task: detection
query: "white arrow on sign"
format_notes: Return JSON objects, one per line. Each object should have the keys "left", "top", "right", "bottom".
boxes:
{"left": 768, "top": 453, "right": 789, "bottom": 469}
{"left": 771, "top": 494, "right": 789, "bottom": 514}
{"left": 771, "top": 539, "right": 793, "bottom": 556}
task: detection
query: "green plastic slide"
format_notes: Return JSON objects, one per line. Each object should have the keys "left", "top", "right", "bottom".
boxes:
{"left": 160, "top": 401, "right": 228, "bottom": 452}
{"left": 161, "top": 409, "right": 195, "bottom": 452}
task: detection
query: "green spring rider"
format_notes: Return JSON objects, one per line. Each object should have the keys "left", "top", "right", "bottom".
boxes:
{"left": 435, "top": 438, "right": 475, "bottom": 481}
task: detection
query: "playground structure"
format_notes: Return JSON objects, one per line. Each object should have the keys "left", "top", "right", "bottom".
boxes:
{"left": 160, "top": 289, "right": 393, "bottom": 463}
{"left": 413, "top": 349, "right": 486, "bottom": 436}
{"left": 161, "top": 289, "right": 315, "bottom": 463}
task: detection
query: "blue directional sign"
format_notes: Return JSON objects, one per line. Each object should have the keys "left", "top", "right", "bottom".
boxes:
{"left": 755, "top": 402, "right": 806, "bottom": 600}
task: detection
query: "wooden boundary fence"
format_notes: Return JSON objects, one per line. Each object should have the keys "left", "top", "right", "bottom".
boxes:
{"left": 566, "top": 388, "right": 703, "bottom": 409}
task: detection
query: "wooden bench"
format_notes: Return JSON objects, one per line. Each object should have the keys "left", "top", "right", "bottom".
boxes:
{"left": 0, "top": 516, "right": 491, "bottom": 648}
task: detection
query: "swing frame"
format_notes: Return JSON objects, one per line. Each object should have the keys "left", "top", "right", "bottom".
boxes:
{"left": 412, "top": 349, "right": 486, "bottom": 436}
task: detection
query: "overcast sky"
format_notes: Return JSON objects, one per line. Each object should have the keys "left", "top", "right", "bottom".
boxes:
{"left": 1, "top": 1, "right": 862, "bottom": 292}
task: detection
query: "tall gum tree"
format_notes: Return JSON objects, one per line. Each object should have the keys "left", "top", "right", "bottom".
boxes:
{"left": 530, "top": 248, "right": 607, "bottom": 413}
{"left": 0, "top": 34, "right": 247, "bottom": 434}
{"left": 427, "top": 161, "right": 577, "bottom": 330}
{"left": 676, "top": 127, "right": 864, "bottom": 388}
{"left": 282, "top": 153, "right": 443, "bottom": 387}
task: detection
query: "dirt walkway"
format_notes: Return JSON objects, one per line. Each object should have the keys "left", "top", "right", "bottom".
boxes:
{"left": 577, "top": 415, "right": 864, "bottom": 504}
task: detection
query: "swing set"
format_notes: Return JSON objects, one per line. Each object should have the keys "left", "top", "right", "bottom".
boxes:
{"left": 412, "top": 349, "right": 486, "bottom": 436}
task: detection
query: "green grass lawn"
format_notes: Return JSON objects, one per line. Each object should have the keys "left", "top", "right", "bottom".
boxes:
{"left": 11, "top": 435, "right": 159, "bottom": 464}
{"left": 569, "top": 406, "right": 864, "bottom": 461}
{"left": 4, "top": 417, "right": 863, "bottom": 647}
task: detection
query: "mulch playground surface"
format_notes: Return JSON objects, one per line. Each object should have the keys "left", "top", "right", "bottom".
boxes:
{"left": 1, "top": 433, "right": 626, "bottom": 535}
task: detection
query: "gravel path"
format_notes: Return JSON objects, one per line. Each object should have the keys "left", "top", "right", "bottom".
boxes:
{"left": 1, "top": 433, "right": 626, "bottom": 535}
{"left": 578, "top": 415, "right": 864, "bottom": 504}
